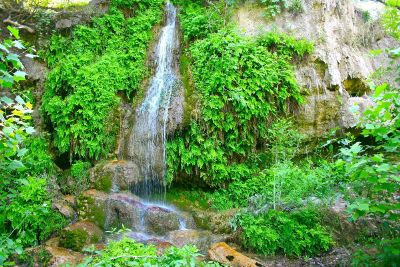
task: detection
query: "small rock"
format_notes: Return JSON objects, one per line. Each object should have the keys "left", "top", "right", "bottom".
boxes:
{"left": 208, "top": 242, "right": 266, "bottom": 267}
{"left": 52, "top": 200, "right": 76, "bottom": 219}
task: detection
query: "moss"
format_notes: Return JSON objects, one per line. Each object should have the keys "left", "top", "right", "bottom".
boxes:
{"left": 179, "top": 53, "right": 198, "bottom": 125}
{"left": 94, "top": 175, "right": 113, "bottom": 193}
{"left": 59, "top": 228, "right": 89, "bottom": 252}
{"left": 77, "top": 195, "right": 106, "bottom": 229}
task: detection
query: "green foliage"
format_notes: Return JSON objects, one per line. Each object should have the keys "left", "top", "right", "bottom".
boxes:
{"left": 381, "top": 0, "right": 400, "bottom": 39}
{"left": 257, "top": 32, "right": 314, "bottom": 59}
{"left": 79, "top": 237, "right": 221, "bottom": 266}
{"left": 338, "top": 83, "right": 399, "bottom": 221}
{"left": 352, "top": 238, "right": 400, "bottom": 267}
{"left": 259, "top": 0, "right": 304, "bottom": 18}
{"left": 206, "top": 159, "right": 344, "bottom": 211}
{"left": 43, "top": 0, "right": 164, "bottom": 160}
{"left": 0, "top": 27, "right": 28, "bottom": 89}
{"left": 233, "top": 207, "right": 334, "bottom": 256}
{"left": 23, "top": 136, "right": 56, "bottom": 176}
{"left": 71, "top": 161, "right": 91, "bottom": 182}
{"left": 59, "top": 228, "right": 89, "bottom": 252}
{"left": 178, "top": 3, "right": 224, "bottom": 43}
{"left": 5, "top": 177, "right": 66, "bottom": 248}
{"left": 167, "top": 29, "right": 311, "bottom": 187}
{"left": 0, "top": 27, "right": 64, "bottom": 265}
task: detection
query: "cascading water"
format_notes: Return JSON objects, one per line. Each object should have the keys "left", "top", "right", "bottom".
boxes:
{"left": 126, "top": 2, "right": 179, "bottom": 199}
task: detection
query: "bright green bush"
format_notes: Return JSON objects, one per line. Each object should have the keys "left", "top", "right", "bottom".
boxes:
{"left": 81, "top": 237, "right": 221, "bottom": 266}
{"left": 43, "top": 0, "right": 164, "bottom": 160}
{"left": 6, "top": 177, "right": 67, "bottom": 247}
{"left": 233, "top": 208, "right": 334, "bottom": 256}
{"left": 167, "top": 30, "right": 311, "bottom": 187}
{"left": 178, "top": 3, "right": 224, "bottom": 42}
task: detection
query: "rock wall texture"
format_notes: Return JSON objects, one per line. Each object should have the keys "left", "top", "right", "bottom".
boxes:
{"left": 235, "top": 0, "right": 397, "bottom": 138}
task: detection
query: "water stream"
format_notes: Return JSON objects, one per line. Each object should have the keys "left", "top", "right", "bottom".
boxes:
{"left": 126, "top": 2, "right": 179, "bottom": 200}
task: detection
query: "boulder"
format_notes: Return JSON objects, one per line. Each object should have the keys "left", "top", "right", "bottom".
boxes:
{"left": 208, "top": 242, "right": 266, "bottom": 267}
{"left": 105, "top": 192, "right": 144, "bottom": 230}
{"left": 167, "top": 230, "right": 229, "bottom": 253}
{"left": 144, "top": 206, "right": 180, "bottom": 234}
{"left": 91, "top": 161, "right": 141, "bottom": 192}
{"left": 77, "top": 189, "right": 108, "bottom": 229}
{"left": 59, "top": 221, "right": 103, "bottom": 252}
{"left": 192, "top": 209, "right": 238, "bottom": 234}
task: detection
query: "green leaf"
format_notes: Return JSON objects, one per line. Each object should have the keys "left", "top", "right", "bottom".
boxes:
{"left": 13, "top": 71, "right": 27, "bottom": 81}
{"left": 7, "top": 26, "right": 20, "bottom": 39}
{"left": 8, "top": 160, "right": 25, "bottom": 170}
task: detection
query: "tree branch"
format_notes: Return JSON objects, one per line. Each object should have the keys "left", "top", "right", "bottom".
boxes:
{"left": 3, "top": 17, "right": 35, "bottom": 34}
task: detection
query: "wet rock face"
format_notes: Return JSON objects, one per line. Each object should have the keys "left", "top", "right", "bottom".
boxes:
{"left": 106, "top": 192, "right": 144, "bottom": 230}
{"left": 234, "top": 0, "right": 396, "bottom": 138}
{"left": 144, "top": 206, "right": 181, "bottom": 235}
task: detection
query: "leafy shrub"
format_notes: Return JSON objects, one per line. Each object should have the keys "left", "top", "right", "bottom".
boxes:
{"left": 167, "top": 30, "right": 312, "bottom": 187}
{"left": 43, "top": 0, "right": 164, "bottom": 160}
{"left": 81, "top": 237, "right": 221, "bottom": 266}
{"left": 352, "top": 238, "right": 400, "bottom": 267}
{"left": 178, "top": 3, "right": 224, "bottom": 42}
{"left": 233, "top": 208, "right": 334, "bottom": 256}
{"left": 257, "top": 32, "right": 314, "bottom": 58}
{"left": 6, "top": 177, "right": 67, "bottom": 247}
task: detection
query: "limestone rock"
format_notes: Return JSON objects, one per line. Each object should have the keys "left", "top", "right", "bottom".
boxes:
{"left": 234, "top": 0, "right": 397, "bottom": 138}
{"left": 105, "top": 192, "right": 144, "bottom": 230}
{"left": 91, "top": 160, "right": 141, "bottom": 192}
{"left": 192, "top": 209, "right": 238, "bottom": 234}
{"left": 77, "top": 189, "right": 108, "bottom": 229}
{"left": 167, "top": 230, "right": 229, "bottom": 253}
{"left": 144, "top": 206, "right": 181, "bottom": 235}
{"left": 59, "top": 221, "right": 103, "bottom": 252}
{"left": 208, "top": 242, "right": 266, "bottom": 267}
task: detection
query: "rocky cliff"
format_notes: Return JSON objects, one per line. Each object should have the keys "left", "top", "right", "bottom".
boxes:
{"left": 235, "top": 0, "right": 397, "bottom": 138}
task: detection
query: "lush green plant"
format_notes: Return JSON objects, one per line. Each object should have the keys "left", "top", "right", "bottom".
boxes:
{"left": 78, "top": 237, "right": 221, "bottom": 266}
{"left": 352, "top": 238, "right": 400, "bottom": 267}
{"left": 338, "top": 82, "right": 399, "bottom": 221}
{"left": 177, "top": 2, "right": 224, "bottom": 43}
{"left": 6, "top": 177, "right": 66, "bottom": 247}
{"left": 233, "top": 207, "right": 334, "bottom": 256}
{"left": 167, "top": 29, "right": 312, "bottom": 187}
{"left": 1, "top": 27, "right": 64, "bottom": 265}
{"left": 257, "top": 32, "right": 314, "bottom": 59}
{"left": 43, "top": 0, "right": 164, "bottom": 161}
{"left": 381, "top": 0, "right": 400, "bottom": 40}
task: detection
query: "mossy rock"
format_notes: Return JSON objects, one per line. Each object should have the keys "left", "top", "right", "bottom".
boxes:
{"left": 77, "top": 190, "right": 108, "bottom": 229}
{"left": 59, "top": 221, "right": 103, "bottom": 252}
{"left": 93, "top": 174, "right": 112, "bottom": 193}
{"left": 59, "top": 229, "right": 89, "bottom": 252}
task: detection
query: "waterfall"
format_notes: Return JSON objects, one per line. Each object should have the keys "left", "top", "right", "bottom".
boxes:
{"left": 126, "top": 2, "right": 179, "bottom": 199}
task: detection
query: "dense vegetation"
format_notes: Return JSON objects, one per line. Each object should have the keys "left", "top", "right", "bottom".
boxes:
{"left": 43, "top": 0, "right": 164, "bottom": 160}
{"left": 0, "top": 0, "right": 399, "bottom": 266}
